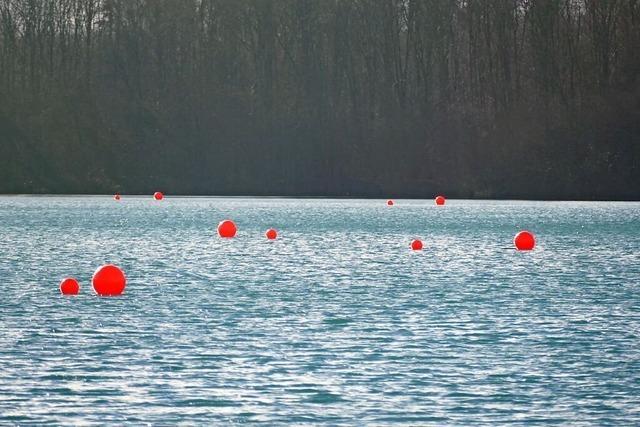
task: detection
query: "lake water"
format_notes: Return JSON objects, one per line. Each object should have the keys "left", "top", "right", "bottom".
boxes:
{"left": 0, "top": 197, "right": 639, "bottom": 425}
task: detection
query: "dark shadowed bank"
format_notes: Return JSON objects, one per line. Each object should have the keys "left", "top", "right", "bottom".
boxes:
{"left": 0, "top": 1, "right": 638, "bottom": 200}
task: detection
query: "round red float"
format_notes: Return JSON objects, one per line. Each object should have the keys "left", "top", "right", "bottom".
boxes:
{"left": 411, "top": 239, "right": 423, "bottom": 250}
{"left": 514, "top": 231, "right": 535, "bottom": 251}
{"left": 218, "top": 220, "right": 237, "bottom": 238}
{"left": 435, "top": 195, "right": 446, "bottom": 206}
{"left": 266, "top": 228, "right": 278, "bottom": 240}
{"left": 92, "top": 264, "right": 127, "bottom": 296}
{"left": 153, "top": 191, "right": 164, "bottom": 200}
{"left": 59, "top": 277, "right": 80, "bottom": 295}
{"left": 114, "top": 193, "right": 121, "bottom": 201}
{"left": 387, "top": 200, "right": 394, "bottom": 206}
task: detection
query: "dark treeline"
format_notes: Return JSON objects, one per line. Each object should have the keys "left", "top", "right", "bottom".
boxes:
{"left": 0, "top": 0, "right": 638, "bottom": 198}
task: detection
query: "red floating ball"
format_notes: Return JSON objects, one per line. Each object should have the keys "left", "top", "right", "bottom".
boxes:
{"left": 218, "top": 220, "right": 237, "bottom": 238}
{"left": 265, "top": 228, "right": 278, "bottom": 240}
{"left": 59, "top": 277, "right": 80, "bottom": 295}
{"left": 153, "top": 191, "right": 164, "bottom": 200}
{"left": 514, "top": 230, "right": 535, "bottom": 251}
{"left": 387, "top": 200, "right": 394, "bottom": 206}
{"left": 92, "top": 264, "right": 127, "bottom": 296}
{"left": 435, "top": 195, "right": 446, "bottom": 206}
{"left": 411, "top": 239, "right": 423, "bottom": 250}
{"left": 114, "top": 193, "right": 121, "bottom": 201}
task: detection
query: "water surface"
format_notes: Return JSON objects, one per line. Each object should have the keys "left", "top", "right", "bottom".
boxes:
{"left": 0, "top": 197, "right": 639, "bottom": 425}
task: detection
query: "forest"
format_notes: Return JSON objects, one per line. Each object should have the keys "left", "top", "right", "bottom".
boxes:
{"left": 0, "top": 0, "right": 638, "bottom": 199}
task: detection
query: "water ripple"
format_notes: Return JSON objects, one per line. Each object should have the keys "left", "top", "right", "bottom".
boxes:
{"left": 0, "top": 197, "right": 639, "bottom": 425}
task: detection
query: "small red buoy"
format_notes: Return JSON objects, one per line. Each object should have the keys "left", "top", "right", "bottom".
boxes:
{"left": 265, "top": 228, "right": 278, "bottom": 240}
{"left": 514, "top": 231, "right": 535, "bottom": 251}
{"left": 435, "top": 195, "right": 446, "bottom": 206}
{"left": 59, "top": 277, "right": 80, "bottom": 295}
{"left": 387, "top": 199, "right": 394, "bottom": 206}
{"left": 92, "top": 264, "right": 126, "bottom": 296}
{"left": 114, "top": 193, "right": 121, "bottom": 201}
{"left": 411, "top": 239, "right": 423, "bottom": 250}
{"left": 218, "top": 220, "right": 237, "bottom": 238}
{"left": 153, "top": 191, "right": 164, "bottom": 200}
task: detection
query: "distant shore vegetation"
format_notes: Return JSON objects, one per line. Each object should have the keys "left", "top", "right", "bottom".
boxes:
{"left": 0, "top": 0, "right": 638, "bottom": 199}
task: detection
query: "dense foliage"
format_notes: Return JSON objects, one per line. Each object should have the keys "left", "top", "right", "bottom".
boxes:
{"left": 1, "top": 0, "right": 638, "bottom": 198}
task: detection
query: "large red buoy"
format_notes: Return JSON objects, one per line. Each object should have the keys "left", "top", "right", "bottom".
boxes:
{"left": 387, "top": 199, "right": 394, "bottom": 206}
{"left": 153, "top": 191, "right": 164, "bottom": 200}
{"left": 59, "top": 277, "right": 80, "bottom": 295}
{"left": 92, "top": 264, "right": 126, "bottom": 296}
{"left": 218, "top": 220, "right": 237, "bottom": 238}
{"left": 411, "top": 239, "right": 423, "bottom": 250}
{"left": 265, "top": 228, "right": 278, "bottom": 240}
{"left": 514, "top": 231, "right": 535, "bottom": 251}
{"left": 435, "top": 195, "right": 446, "bottom": 206}
{"left": 114, "top": 193, "right": 121, "bottom": 201}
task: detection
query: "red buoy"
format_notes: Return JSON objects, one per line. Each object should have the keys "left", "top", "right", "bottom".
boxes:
{"left": 218, "top": 220, "right": 237, "bottom": 238}
{"left": 514, "top": 231, "right": 535, "bottom": 251}
{"left": 387, "top": 200, "right": 394, "bottom": 206}
{"left": 411, "top": 239, "right": 423, "bottom": 250}
{"left": 59, "top": 277, "right": 80, "bottom": 295}
{"left": 265, "top": 228, "right": 278, "bottom": 240}
{"left": 114, "top": 193, "right": 121, "bottom": 201}
{"left": 92, "top": 264, "right": 126, "bottom": 296}
{"left": 153, "top": 191, "right": 164, "bottom": 200}
{"left": 435, "top": 195, "right": 446, "bottom": 206}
